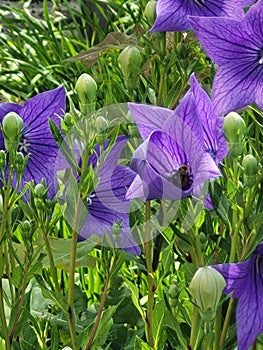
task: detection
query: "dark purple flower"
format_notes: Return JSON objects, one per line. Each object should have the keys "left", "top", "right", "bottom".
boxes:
{"left": 126, "top": 92, "right": 221, "bottom": 201}
{"left": 0, "top": 87, "right": 66, "bottom": 197}
{"left": 151, "top": 0, "right": 252, "bottom": 32}
{"left": 57, "top": 137, "right": 140, "bottom": 255}
{"left": 213, "top": 242, "right": 263, "bottom": 350}
{"left": 189, "top": 0, "right": 263, "bottom": 115}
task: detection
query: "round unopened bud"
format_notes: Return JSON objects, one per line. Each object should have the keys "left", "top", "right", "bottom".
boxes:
{"left": 2, "top": 112, "right": 23, "bottom": 142}
{"left": 242, "top": 155, "right": 258, "bottom": 187}
{"left": 15, "top": 152, "right": 27, "bottom": 177}
{"left": 224, "top": 112, "right": 246, "bottom": 143}
{"left": 143, "top": 0, "right": 156, "bottom": 26}
{"left": 118, "top": 46, "right": 143, "bottom": 90}
{"left": 190, "top": 266, "right": 226, "bottom": 322}
{"left": 95, "top": 116, "right": 108, "bottom": 133}
{"left": 20, "top": 220, "right": 33, "bottom": 241}
{"left": 0, "top": 150, "right": 6, "bottom": 172}
{"left": 75, "top": 73, "right": 97, "bottom": 105}
{"left": 34, "top": 183, "right": 46, "bottom": 198}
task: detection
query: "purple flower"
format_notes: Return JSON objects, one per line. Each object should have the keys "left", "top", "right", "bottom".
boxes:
{"left": 189, "top": 0, "right": 263, "bottom": 115}
{"left": 126, "top": 92, "right": 221, "bottom": 201}
{"left": 188, "top": 73, "right": 228, "bottom": 166}
{"left": 57, "top": 137, "right": 140, "bottom": 255}
{"left": 151, "top": 0, "right": 252, "bottom": 32}
{"left": 0, "top": 87, "right": 66, "bottom": 197}
{"left": 213, "top": 242, "right": 263, "bottom": 350}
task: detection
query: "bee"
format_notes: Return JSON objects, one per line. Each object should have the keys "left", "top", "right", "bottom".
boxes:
{"left": 166, "top": 164, "right": 192, "bottom": 191}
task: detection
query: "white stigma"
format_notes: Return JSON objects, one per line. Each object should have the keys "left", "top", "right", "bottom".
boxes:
{"left": 18, "top": 138, "right": 30, "bottom": 153}
{"left": 259, "top": 57, "right": 263, "bottom": 64}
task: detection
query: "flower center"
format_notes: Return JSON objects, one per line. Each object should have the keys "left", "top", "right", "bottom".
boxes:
{"left": 18, "top": 138, "right": 30, "bottom": 153}
{"left": 166, "top": 164, "right": 192, "bottom": 190}
{"left": 86, "top": 193, "right": 96, "bottom": 206}
{"left": 193, "top": 0, "right": 205, "bottom": 5}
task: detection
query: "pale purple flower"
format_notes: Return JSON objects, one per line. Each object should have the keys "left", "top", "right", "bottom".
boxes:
{"left": 151, "top": 0, "right": 253, "bottom": 32}
{"left": 189, "top": 0, "right": 263, "bottom": 115}
{"left": 126, "top": 92, "right": 221, "bottom": 201}
{"left": 0, "top": 86, "right": 66, "bottom": 196}
{"left": 213, "top": 242, "right": 263, "bottom": 350}
{"left": 57, "top": 137, "right": 140, "bottom": 255}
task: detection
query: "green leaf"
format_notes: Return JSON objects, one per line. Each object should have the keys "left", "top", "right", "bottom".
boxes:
{"left": 134, "top": 337, "right": 155, "bottom": 350}
{"left": 41, "top": 236, "right": 98, "bottom": 270}
{"left": 152, "top": 300, "right": 166, "bottom": 349}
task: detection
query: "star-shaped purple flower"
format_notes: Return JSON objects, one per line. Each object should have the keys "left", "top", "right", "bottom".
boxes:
{"left": 0, "top": 86, "right": 66, "bottom": 197}
{"left": 188, "top": 73, "right": 228, "bottom": 166}
{"left": 57, "top": 136, "right": 140, "bottom": 255}
{"left": 213, "top": 242, "right": 263, "bottom": 350}
{"left": 126, "top": 91, "right": 221, "bottom": 201}
{"left": 151, "top": 0, "right": 253, "bottom": 32}
{"left": 189, "top": 0, "right": 263, "bottom": 115}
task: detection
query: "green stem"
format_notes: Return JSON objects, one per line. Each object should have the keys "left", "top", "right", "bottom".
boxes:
{"left": 67, "top": 194, "right": 82, "bottom": 350}
{"left": 9, "top": 263, "right": 29, "bottom": 344}
{"left": 219, "top": 298, "right": 235, "bottom": 348}
{"left": 42, "top": 228, "right": 60, "bottom": 292}
{"left": 84, "top": 257, "right": 116, "bottom": 350}
{"left": 144, "top": 201, "right": 155, "bottom": 348}
{"left": 213, "top": 306, "right": 222, "bottom": 350}
{"left": 190, "top": 305, "right": 199, "bottom": 349}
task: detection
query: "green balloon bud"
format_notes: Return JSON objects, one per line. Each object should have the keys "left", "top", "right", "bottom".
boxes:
{"left": 118, "top": 46, "right": 143, "bottom": 90}
{"left": 224, "top": 112, "right": 246, "bottom": 158}
{"left": 0, "top": 150, "right": 6, "bottom": 172}
{"left": 34, "top": 183, "right": 46, "bottom": 198}
{"left": 75, "top": 73, "right": 97, "bottom": 104}
{"left": 95, "top": 116, "right": 108, "bottom": 133}
{"left": 2, "top": 112, "right": 23, "bottom": 141}
{"left": 242, "top": 155, "right": 258, "bottom": 187}
{"left": 224, "top": 112, "right": 246, "bottom": 143}
{"left": 75, "top": 73, "right": 97, "bottom": 115}
{"left": 190, "top": 266, "right": 226, "bottom": 322}
{"left": 20, "top": 220, "right": 33, "bottom": 241}
{"left": 143, "top": 0, "right": 156, "bottom": 26}
{"left": 2, "top": 112, "right": 23, "bottom": 152}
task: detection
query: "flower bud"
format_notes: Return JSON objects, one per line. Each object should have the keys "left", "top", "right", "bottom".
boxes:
{"left": 190, "top": 266, "right": 226, "bottom": 322}
{"left": 2, "top": 112, "right": 23, "bottom": 152}
{"left": 118, "top": 46, "right": 143, "bottom": 91}
{"left": 224, "top": 112, "right": 246, "bottom": 157}
{"left": 15, "top": 152, "right": 27, "bottom": 179}
{"left": 20, "top": 220, "right": 33, "bottom": 241}
{"left": 0, "top": 151, "right": 6, "bottom": 172}
{"left": 2, "top": 112, "right": 23, "bottom": 141}
{"left": 242, "top": 155, "right": 258, "bottom": 187}
{"left": 75, "top": 74, "right": 97, "bottom": 115}
{"left": 95, "top": 116, "right": 108, "bottom": 133}
{"left": 34, "top": 183, "right": 46, "bottom": 198}
{"left": 143, "top": 0, "right": 156, "bottom": 26}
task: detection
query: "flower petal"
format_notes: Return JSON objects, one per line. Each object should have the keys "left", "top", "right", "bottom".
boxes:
{"left": 128, "top": 103, "right": 173, "bottom": 140}
{"left": 151, "top": 0, "right": 246, "bottom": 32}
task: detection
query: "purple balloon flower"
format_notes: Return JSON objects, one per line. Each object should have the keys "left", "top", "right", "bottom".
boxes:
{"left": 57, "top": 136, "right": 140, "bottom": 255}
{"left": 189, "top": 0, "right": 263, "bottom": 115}
{"left": 151, "top": 0, "right": 252, "bottom": 32}
{"left": 126, "top": 92, "right": 221, "bottom": 201}
{"left": 213, "top": 242, "right": 263, "bottom": 350}
{"left": 188, "top": 73, "right": 228, "bottom": 166}
{"left": 0, "top": 87, "right": 66, "bottom": 197}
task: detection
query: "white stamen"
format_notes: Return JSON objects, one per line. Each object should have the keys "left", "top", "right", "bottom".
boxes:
{"left": 18, "top": 138, "right": 30, "bottom": 153}
{"left": 259, "top": 57, "right": 263, "bottom": 64}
